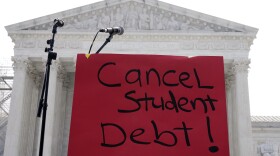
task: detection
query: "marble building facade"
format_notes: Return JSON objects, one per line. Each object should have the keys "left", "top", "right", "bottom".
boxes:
{"left": 3, "top": 0, "right": 279, "bottom": 156}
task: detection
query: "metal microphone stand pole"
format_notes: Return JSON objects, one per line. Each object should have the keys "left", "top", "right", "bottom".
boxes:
{"left": 96, "top": 33, "right": 114, "bottom": 54}
{"left": 36, "top": 23, "right": 59, "bottom": 156}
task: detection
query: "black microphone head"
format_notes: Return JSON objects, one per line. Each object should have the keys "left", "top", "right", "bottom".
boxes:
{"left": 54, "top": 19, "right": 64, "bottom": 27}
{"left": 116, "top": 26, "right": 124, "bottom": 35}
{"left": 99, "top": 26, "right": 124, "bottom": 35}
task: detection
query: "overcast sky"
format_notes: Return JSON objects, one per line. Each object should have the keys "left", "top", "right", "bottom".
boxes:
{"left": 0, "top": 0, "right": 279, "bottom": 116}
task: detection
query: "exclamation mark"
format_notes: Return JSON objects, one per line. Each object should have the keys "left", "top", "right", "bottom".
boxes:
{"left": 206, "top": 116, "right": 219, "bottom": 153}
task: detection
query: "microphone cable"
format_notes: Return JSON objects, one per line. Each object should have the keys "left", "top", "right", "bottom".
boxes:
{"left": 88, "top": 31, "right": 100, "bottom": 54}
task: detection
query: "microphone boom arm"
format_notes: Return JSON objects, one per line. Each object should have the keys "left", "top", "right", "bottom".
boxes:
{"left": 95, "top": 33, "right": 114, "bottom": 54}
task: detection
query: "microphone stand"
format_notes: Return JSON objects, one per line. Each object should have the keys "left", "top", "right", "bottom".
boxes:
{"left": 36, "top": 23, "right": 59, "bottom": 156}
{"left": 96, "top": 33, "right": 114, "bottom": 54}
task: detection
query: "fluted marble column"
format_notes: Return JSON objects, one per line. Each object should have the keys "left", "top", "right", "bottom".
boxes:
{"left": 225, "top": 69, "right": 235, "bottom": 156}
{"left": 43, "top": 61, "right": 67, "bottom": 156}
{"left": 4, "top": 56, "right": 40, "bottom": 156}
{"left": 61, "top": 73, "right": 75, "bottom": 156}
{"left": 232, "top": 59, "right": 253, "bottom": 156}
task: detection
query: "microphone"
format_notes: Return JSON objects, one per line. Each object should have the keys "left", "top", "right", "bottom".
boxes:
{"left": 53, "top": 19, "right": 64, "bottom": 28}
{"left": 99, "top": 26, "right": 124, "bottom": 35}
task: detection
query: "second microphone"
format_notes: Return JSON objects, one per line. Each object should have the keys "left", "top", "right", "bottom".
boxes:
{"left": 99, "top": 26, "right": 124, "bottom": 35}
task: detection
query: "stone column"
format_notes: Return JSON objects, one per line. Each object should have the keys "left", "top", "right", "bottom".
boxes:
{"left": 4, "top": 56, "right": 40, "bottom": 156}
{"left": 232, "top": 59, "right": 253, "bottom": 156}
{"left": 43, "top": 61, "right": 67, "bottom": 156}
{"left": 26, "top": 63, "right": 42, "bottom": 156}
{"left": 32, "top": 61, "right": 47, "bottom": 156}
{"left": 56, "top": 65, "right": 69, "bottom": 156}
{"left": 61, "top": 61, "right": 75, "bottom": 156}
{"left": 225, "top": 69, "right": 235, "bottom": 156}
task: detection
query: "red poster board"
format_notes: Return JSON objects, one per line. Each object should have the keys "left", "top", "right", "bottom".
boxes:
{"left": 68, "top": 54, "right": 229, "bottom": 156}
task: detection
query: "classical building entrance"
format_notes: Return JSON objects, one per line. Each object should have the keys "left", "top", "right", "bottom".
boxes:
{"left": 4, "top": 0, "right": 258, "bottom": 155}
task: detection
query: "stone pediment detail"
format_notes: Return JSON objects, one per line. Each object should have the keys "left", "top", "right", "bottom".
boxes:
{"left": 6, "top": 0, "right": 257, "bottom": 33}
{"left": 59, "top": 1, "right": 237, "bottom": 32}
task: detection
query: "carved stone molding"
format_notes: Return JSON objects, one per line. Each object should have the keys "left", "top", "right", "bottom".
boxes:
{"left": 256, "top": 141, "right": 278, "bottom": 156}
{"left": 225, "top": 59, "right": 250, "bottom": 89}
{"left": 11, "top": 56, "right": 42, "bottom": 87}
{"left": 22, "top": 1, "right": 240, "bottom": 33}
{"left": 52, "top": 61, "right": 67, "bottom": 82}
{"left": 9, "top": 32, "right": 256, "bottom": 41}
{"left": 232, "top": 59, "right": 250, "bottom": 74}
{"left": 12, "top": 56, "right": 29, "bottom": 71}
{"left": 26, "top": 62, "right": 42, "bottom": 88}
{"left": 9, "top": 32, "right": 255, "bottom": 52}
{"left": 225, "top": 68, "right": 235, "bottom": 90}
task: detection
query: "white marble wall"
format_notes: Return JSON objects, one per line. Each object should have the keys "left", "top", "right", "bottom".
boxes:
{"left": 252, "top": 120, "right": 280, "bottom": 156}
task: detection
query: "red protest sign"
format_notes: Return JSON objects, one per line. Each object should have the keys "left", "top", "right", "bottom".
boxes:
{"left": 68, "top": 54, "right": 229, "bottom": 156}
